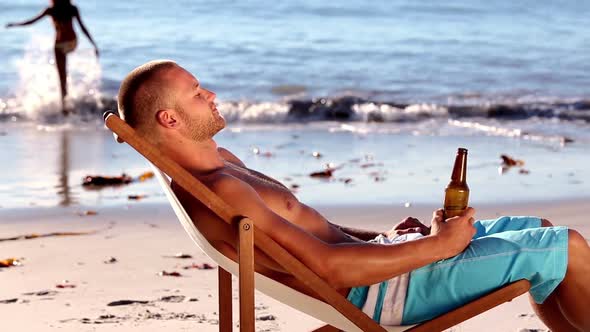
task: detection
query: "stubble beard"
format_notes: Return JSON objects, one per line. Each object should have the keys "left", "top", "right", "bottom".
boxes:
{"left": 177, "top": 106, "right": 225, "bottom": 142}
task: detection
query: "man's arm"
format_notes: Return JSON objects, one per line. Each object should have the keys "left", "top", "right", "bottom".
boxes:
{"left": 329, "top": 217, "right": 431, "bottom": 242}
{"left": 327, "top": 222, "right": 384, "bottom": 241}
{"left": 217, "top": 146, "right": 427, "bottom": 242}
{"left": 212, "top": 174, "right": 477, "bottom": 289}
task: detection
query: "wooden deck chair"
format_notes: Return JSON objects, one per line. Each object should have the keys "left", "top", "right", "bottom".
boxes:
{"left": 104, "top": 111, "right": 531, "bottom": 332}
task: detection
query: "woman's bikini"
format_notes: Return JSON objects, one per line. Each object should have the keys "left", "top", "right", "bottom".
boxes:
{"left": 49, "top": 6, "right": 78, "bottom": 54}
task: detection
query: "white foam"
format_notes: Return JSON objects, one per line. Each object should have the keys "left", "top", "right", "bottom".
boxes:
{"left": 8, "top": 33, "right": 103, "bottom": 120}
{"left": 352, "top": 102, "right": 448, "bottom": 122}
{"left": 219, "top": 101, "right": 289, "bottom": 123}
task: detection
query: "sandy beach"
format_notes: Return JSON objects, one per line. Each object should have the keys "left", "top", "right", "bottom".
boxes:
{"left": 1, "top": 119, "right": 587, "bottom": 332}
{"left": 2, "top": 199, "right": 588, "bottom": 331}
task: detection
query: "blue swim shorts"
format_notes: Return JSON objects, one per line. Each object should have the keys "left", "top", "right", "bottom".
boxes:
{"left": 401, "top": 216, "right": 569, "bottom": 325}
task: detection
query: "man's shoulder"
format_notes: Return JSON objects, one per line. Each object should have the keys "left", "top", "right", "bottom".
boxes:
{"left": 207, "top": 172, "right": 250, "bottom": 197}
{"left": 171, "top": 171, "right": 246, "bottom": 199}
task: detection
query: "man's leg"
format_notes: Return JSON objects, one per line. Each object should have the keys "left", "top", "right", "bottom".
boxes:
{"left": 527, "top": 219, "right": 581, "bottom": 331}
{"left": 530, "top": 292, "right": 580, "bottom": 332}
{"left": 472, "top": 216, "right": 542, "bottom": 239}
{"left": 552, "top": 230, "right": 590, "bottom": 330}
{"left": 484, "top": 219, "right": 590, "bottom": 332}
{"left": 402, "top": 225, "right": 569, "bottom": 325}
{"left": 540, "top": 218, "right": 552, "bottom": 227}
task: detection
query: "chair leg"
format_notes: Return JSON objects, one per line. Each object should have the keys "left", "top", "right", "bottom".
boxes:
{"left": 311, "top": 324, "right": 341, "bottom": 332}
{"left": 239, "top": 218, "right": 255, "bottom": 332}
{"left": 219, "top": 267, "right": 233, "bottom": 332}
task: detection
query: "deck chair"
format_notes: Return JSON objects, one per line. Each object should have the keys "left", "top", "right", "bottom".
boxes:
{"left": 104, "top": 111, "right": 531, "bottom": 332}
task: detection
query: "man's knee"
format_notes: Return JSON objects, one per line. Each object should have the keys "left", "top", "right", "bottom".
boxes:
{"left": 567, "top": 229, "right": 588, "bottom": 252}
{"left": 540, "top": 218, "right": 554, "bottom": 227}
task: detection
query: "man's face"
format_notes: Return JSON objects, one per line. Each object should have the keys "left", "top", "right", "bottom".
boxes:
{"left": 164, "top": 66, "right": 225, "bottom": 141}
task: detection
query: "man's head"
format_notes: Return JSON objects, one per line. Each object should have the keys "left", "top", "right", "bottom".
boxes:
{"left": 118, "top": 60, "right": 225, "bottom": 145}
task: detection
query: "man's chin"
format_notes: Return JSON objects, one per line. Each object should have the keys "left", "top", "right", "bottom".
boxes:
{"left": 210, "top": 122, "right": 225, "bottom": 137}
{"left": 216, "top": 117, "right": 226, "bottom": 131}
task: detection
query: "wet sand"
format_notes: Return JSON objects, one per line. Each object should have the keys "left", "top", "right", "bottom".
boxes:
{"left": 2, "top": 200, "right": 588, "bottom": 331}
{"left": 1, "top": 121, "right": 589, "bottom": 209}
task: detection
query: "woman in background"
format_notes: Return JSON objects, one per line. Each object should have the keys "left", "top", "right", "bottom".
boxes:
{"left": 6, "top": 0, "right": 99, "bottom": 114}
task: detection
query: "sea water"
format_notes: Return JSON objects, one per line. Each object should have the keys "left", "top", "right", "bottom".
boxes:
{"left": 0, "top": 0, "right": 588, "bottom": 208}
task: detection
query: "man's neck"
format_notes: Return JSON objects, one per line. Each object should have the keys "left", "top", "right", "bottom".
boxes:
{"left": 166, "top": 137, "right": 225, "bottom": 174}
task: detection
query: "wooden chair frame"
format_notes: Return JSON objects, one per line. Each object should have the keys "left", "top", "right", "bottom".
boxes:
{"left": 104, "top": 111, "right": 531, "bottom": 332}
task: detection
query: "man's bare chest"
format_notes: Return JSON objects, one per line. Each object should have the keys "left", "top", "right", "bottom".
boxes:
{"left": 223, "top": 163, "right": 300, "bottom": 217}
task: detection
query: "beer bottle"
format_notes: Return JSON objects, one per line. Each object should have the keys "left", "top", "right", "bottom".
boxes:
{"left": 443, "top": 148, "right": 469, "bottom": 219}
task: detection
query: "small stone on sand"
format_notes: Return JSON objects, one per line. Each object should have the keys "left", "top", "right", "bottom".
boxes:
{"left": 0, "top": 298, "right": 18, "bottom": 304}
{"left": 107, "top": 299, "right": 149, "bottom": 306}
{"left": 256, "top": 314, "right": 276, "bottom": 321}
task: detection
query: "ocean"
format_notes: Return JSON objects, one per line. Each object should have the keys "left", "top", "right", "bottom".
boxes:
{"left": 0, "top": 0, "right": 588, "bottom": 209}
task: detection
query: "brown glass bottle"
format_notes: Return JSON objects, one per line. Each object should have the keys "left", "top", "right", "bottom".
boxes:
{"left": 443, "top": 148, "right": 469, "bottom": 219}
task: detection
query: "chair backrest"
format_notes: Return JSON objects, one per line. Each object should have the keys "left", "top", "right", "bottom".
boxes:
{"left": 103, "top": 111, "right": 400, "bottom": 331}
{"left": 151, "top": 164, "right": 400, "bottom": 332}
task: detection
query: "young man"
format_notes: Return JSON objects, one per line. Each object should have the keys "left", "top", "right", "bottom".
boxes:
{"left": 117, "top": 60, "right": 590, "bottom": 331}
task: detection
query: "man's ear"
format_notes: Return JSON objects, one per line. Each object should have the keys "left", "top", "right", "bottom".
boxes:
{"left": 155, "top": 109, "right": 179, "bottom": 129}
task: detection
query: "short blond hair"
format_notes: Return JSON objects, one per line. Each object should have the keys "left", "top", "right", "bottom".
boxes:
{"left": 117, "top": 60, "right": 178, "bottom": 136}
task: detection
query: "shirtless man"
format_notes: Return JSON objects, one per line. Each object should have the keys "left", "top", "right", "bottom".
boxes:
{"left": 6, "top": 0, "right": 99, "bottom": 114}
{"left": 117, "top": 60, "right": 590, "bottom": 331}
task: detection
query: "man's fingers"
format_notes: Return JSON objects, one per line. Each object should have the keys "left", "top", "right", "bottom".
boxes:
{"left": 431, "top": 215, "right": 443, "bottom": 226}
{"left": 461, "top": 207, "right": 476, "bottom": 219}
{"left": 432, "top": 209, "right": 444, "bottom": 218}
{"left": 433, "top": 210, "right": 443, "bottom": 221}
{"left": 397, "top": 217, "right": 420, "bottom": 229}
{"left": 407, "top": 219, "right": 430, "bottom": 234}
{"left": 397, "top": 227, "right": 421, "bottom": 235}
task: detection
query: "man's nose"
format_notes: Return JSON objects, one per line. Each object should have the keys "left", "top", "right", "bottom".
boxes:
{"left": 203, "top": 88, "right": 216, "bottom": 101}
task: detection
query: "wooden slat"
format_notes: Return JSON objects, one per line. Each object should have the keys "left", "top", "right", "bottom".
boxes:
{"left": 104, "top": 112, "right": 386, "bottom": 332}
{"left": 218, "top": 267, "right": 233, "bottom": 332}
{"left": 311, "top": 324, "right": 341, "bottom": 332}
{"left": 238, "top": 218, "right": 255, "bottom": 332}
{"left": 406, "top": 279, "right": 531, "bottom": 332}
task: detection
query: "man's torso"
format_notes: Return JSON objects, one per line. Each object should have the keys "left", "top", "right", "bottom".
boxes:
{"left": 173, "top": 153, "right": 357, "bottom": 296}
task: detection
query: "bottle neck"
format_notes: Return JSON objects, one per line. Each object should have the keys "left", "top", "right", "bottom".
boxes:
{"left": 450, "top": 151, "right": 467, "bottom": 183}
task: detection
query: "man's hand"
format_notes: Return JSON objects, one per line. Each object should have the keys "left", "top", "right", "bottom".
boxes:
{"left": 385, "top": 217, "right": 431, "bottom": 239}
{"left": 430, "top": 207, "right": 476, "bottom": 258}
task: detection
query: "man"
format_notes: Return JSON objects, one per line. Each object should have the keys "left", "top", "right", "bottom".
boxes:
{"left": 118, "top": 60, "right": 590, "bottom": 331}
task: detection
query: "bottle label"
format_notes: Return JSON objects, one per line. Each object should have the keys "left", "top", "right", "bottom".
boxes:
{"left": 444, "top": 189, "right": 469, "bottom": 219}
